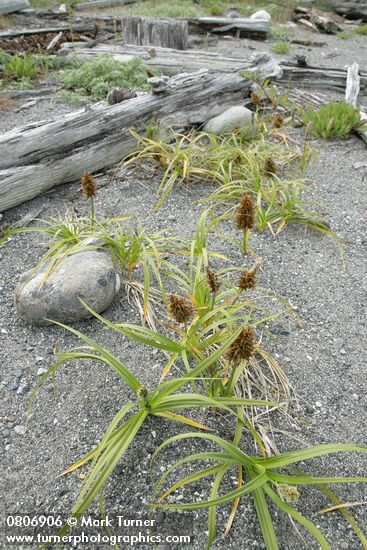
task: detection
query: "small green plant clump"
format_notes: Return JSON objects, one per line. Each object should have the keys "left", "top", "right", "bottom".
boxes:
{"left": 60, "top": 55, "right": 150, "bottom": 104}
{"left": 271, "top": 42, "right": 291, "bottom": 54}
{"left": 355, "top": 23, "right": 367, "bottom": 35}
{"left": 3, "top": 54, "right": 39, "bottom": 82}
{"left": 337, "top": 31, "right": 352, "bottom": 40}
{"left": 302, "top": 101, "right": 367, "bottom": 139}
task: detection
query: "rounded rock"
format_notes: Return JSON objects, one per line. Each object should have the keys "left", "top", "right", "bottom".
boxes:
{"left": 14, "top": 250, "right": 120, "bottom": 326}
{"left": 250, "top": 9, "right": 271, "bottom": 22}
{"left": 203, "top": 106, "right": 253, "bottom": 135}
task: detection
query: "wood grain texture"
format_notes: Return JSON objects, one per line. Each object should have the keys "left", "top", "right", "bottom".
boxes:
{"left": 59, "top": 43, "right": 282, "bottom": 80}
{"left": 123, "top": 17, "right": 188, "bottom": 50}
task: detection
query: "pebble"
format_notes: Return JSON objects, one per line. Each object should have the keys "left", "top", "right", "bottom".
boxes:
{"left": 14, "top": 425, "right": 26, "bottom": 436}
{"left": 17, "top": 379, "right": 30, "bottom": 395}
{"left": 1, "top": 328, "right": 8, "bottom": 334}
{"left": 315, "top": 401, "right": 323, "bottom": 408}
{"left": 37, "top": 367, "right": 47, "bottom": 376}
{"left": 3, "top": 429, "right": 11, "bottom": 438}
{"left": 9, "top": 378, "right": 20, "bottom": 391}
{"left": 155, "top": 511, "right": 165, "bottom": 524}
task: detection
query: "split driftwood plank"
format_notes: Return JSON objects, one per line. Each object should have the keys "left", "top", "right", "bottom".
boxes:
{"left": 0, "top": 64, "right": 280, "bottom": 212}
{"left": 123, "top": 17, "right": 188, "bottom": 50}
{"left": 280, "top": 64, "right": 367, "bottom": 94}
{"left": 0, "top": 0, "right": 29, "bottom": 15}
{"left": 59, "top": 43, "right": 282, "bottom": 80}
{"left": 189, "top": 17, "right": 269, "bottom": 39}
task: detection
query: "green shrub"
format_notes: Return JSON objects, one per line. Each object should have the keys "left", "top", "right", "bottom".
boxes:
{"left": 337, "top": 31, "right": 352, "bottom": 40}
{"left": 4, "top": 54, "right": 38, "bottom": 81}
{"left": 355, "top": 23, "right": 367, "bottom": 35}
{"left": 61, "top": 55, "right": 150, "bottom": 103}
{"left": 271, "top": 42, "right": 290, "bottom": 54}
{"left": 302, "top": 101, "right": 366, "bottom": 139}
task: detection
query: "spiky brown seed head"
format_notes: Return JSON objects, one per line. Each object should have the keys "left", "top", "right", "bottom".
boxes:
{"left": 168, "top": 293, "right": 194, "bottom": 324}
{"left": 251, "top": 92, "right": 262, "bottom": 106}
{"left": 238, "top": 270, "right": 257, "bottom": 292}
{"left": 263, "top": 156, "right": 277, "bottom": 177}
{"left": 205, "top": 265, "right": 221, "bottom": 295}
{"left": 136, "top": 385, "right": 149, "bottom": 399}
{"left": 81, "top": 171, "right": 96, "bottom": 199}
{"left": 235, "top": 193, "right": 255, "bottom": 231}
{"left": 226, "top": 327, "right": 256, "bottom": 367}
{"left": 273, "top": 115, "right": 284, "bottom": 128}
{"left": 277, "top": 484, "right": 300, "bottom": 503}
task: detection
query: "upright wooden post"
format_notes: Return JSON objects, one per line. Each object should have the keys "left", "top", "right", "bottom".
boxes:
{"left": 123, "top": 17, "right": 188, "bottom": 50}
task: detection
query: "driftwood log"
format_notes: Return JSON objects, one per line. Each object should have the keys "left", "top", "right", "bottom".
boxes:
{"left": 0, "top": 26, "right": 97, "bottom": 39}
{"left": 189, "top": 17, "right": 269, "bottom": 39}
{"left": 280, "top": 64, "right": 367, "bottom": 94}
{"left": 325, "top": 1, "right": 367, "bottom": 21}
{"left": 0, "top": 62, "right": 281, "bottom": 212}
{"left": 0, "top": 0, "right": 29, "bottom": 15}
{"left": 123, "top": 17, "right": 188, "bottom": 50}
{"left": 75, "top": 0, "right": 137, "bottom": 10}
{"left": 59, "top": 43, "right": 282, "bottom": 80}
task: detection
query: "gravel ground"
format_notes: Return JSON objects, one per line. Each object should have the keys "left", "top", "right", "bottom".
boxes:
{"left": 0, "top": 21, "right": 367, "bottom": 550}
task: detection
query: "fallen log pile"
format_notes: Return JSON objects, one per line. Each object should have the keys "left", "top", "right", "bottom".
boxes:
{"left": 0, "top": 59, "right": 280, "bottom": 212}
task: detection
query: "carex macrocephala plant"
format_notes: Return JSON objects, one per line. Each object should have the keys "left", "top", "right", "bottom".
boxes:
{"left": 81, "top": 171, "right": 97, "bottom": 226}
{"left": 235, "top": 193, "right": 256, "bottom": 254}
{"left": 29, "top": 313, "right": 273, "bottom": 541}
{"left": 151, "top": 426, "right": 367, "bottom": 550}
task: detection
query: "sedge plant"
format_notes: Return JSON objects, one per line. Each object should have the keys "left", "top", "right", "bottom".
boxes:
{"left": 151, "top": 425, "right": 367, "bottom": 549}
{"left": 29, "top": 319, "right": 273, "bottom": 539}
{"left": 302, "top": 101, "right": 367, "bottom": 139}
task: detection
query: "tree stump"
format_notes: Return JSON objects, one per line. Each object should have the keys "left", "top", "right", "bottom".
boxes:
{"left": 123, "top": 16, "right": 188, "bottom": 50}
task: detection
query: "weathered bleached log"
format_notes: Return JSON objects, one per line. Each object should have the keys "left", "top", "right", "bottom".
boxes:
{"left": 123, "top": 16, "right": 188, "bottom": 50}
{"left": 59, "top": 43, "right": 282, "bottom": 80}
{"left": 189, "top": 17, "right": 269, "bottom": 39}
{"left": 0, "top": 0, "right": 29, "bottom": 15}
{"left": 75, "top": 0, "right": 136, "bottom": 9}
{"left": 345, "top": 62, "right": 360, "bottom": 107}
{"left": 0, "top": 25, "right": 96, "bottom": 39}
{"left": 280, "top": 64, "right": 367, "bottom": 94}
{"left": 345, "top": 63, "right": 367, "bottom": 145}
{"left": 324, "top": 1, "right": 367, "bottom": 21}
{"left": 0, "top": 66, "right": 280, "bottom": 212}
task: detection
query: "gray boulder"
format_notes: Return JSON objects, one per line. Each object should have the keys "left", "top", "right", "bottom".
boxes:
{"left": 203, "top": 106, "right": 253, "bottom": 135}
{"left": 14, "top": 250, "right": 120, "bottom": 326}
